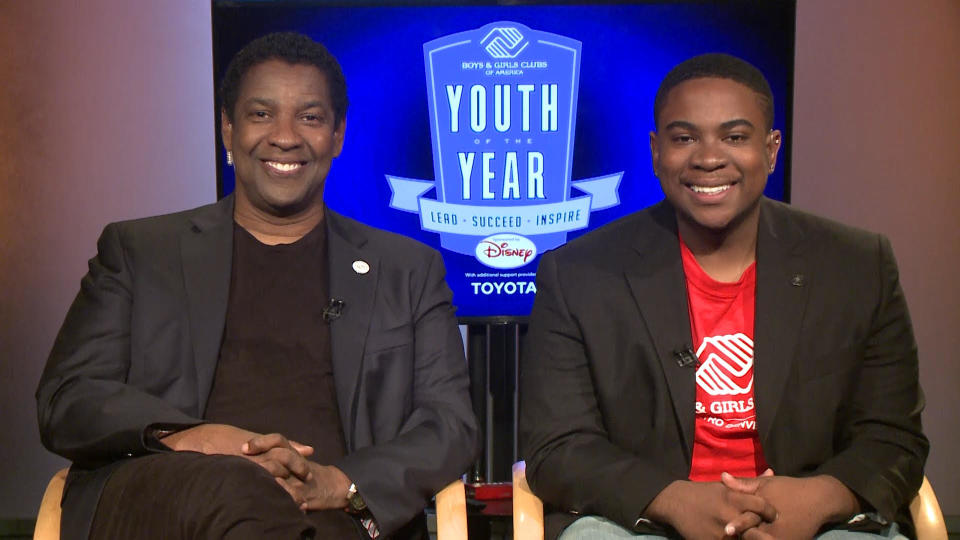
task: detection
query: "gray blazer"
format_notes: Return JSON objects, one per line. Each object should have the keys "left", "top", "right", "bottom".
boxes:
{"left": 37, "top": 195, "right": 479, "bottom": 538}
{"left": 520, "top": 197, "right": 927, "bottom": 539}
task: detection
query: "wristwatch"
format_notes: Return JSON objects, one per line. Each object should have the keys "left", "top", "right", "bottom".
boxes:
{"left": 347, "top": 483, "right": 367, "bottom": 513}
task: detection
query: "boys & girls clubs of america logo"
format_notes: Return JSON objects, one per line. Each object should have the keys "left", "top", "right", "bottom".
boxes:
{"left": 386, "top": 22, "right": 622, "bottom": 270}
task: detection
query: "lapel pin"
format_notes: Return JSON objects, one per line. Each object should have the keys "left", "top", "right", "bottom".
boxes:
{"left": 791, "top": 274, "right": 805, "bottom": 287}
{"left": 352, "top": 260, "right": 370, "bottom": 275}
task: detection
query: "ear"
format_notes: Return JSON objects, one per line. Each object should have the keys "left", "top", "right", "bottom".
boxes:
{"left": 332, "top": 116, "right": 347, "bottom": 158}
{"left": 765, "top": 129, "right": 782, "bottom": 174}
{"left": 220, "top": 109, "right": 233, "bottom": 153}
{"left": 649, "top": 131, "right": 660, "bottom": 177}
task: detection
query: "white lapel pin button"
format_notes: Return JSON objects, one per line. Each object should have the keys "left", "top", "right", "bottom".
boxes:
{"left": 352, "top": 260, "right": 370, "bottom": 274}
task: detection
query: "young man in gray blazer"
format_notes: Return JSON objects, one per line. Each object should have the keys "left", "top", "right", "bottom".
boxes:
{"left": 520, "top": 53, "right": 926, "bottom": 540}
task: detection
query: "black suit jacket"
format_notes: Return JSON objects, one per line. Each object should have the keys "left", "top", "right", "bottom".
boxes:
{"left": 520, "top": 198, "right": 927, "bottom": 539}
{"left": 37, "top": 195, "right": 479, "bottom": 539}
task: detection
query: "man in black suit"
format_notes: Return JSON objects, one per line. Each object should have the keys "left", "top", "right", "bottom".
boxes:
{"left": 520, "top": 53, "right": 927, "bottom": 539}
{"left": 37, "top": 32, "right": 478, "bottom": 539}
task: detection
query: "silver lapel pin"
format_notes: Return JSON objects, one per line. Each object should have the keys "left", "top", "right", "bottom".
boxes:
{"left": 352, "top": 260, "right": 370, "bottom": 275}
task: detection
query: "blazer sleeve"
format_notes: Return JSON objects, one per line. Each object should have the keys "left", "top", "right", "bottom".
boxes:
{"left": 519, "top": 251, "right": 681, "bottom": 533}
{"left": 812, "top": 234, "right": 928, "bottom": 519}
{"left": 334, "top": 250, "right": 480, "bottom": 536}
{"left": 36, "top": 222, "right": 202, "bottom": 466}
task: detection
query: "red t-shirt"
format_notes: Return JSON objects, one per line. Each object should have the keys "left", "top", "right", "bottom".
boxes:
{"left": 681, "top": 241, "right": 768, "bottom": 481}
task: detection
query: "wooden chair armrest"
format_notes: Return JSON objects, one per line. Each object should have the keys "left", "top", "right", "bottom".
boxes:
{"left": 34, "top": 468, "right": 68, "bottom": 540}
{"left": 910, "top": 476, "right": 948, "bottom": 540}
{"left": 513, "top": 461, "right": 544, "bottom": 540}
{"left": 435, "top": 478, "right": 467, "bottom": 540}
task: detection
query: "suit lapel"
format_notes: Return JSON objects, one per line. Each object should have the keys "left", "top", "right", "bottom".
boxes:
{"left": 753, "top": 199, "right": 809, "bottom": 447}
{"left": 180, "top": 196, "right": 234, "bottom": 416}
{"left": 326, "top": 209, "right": 378, "bottom": 450}
{"left": 623, "top": 202, "right": 698, "bottom": 457}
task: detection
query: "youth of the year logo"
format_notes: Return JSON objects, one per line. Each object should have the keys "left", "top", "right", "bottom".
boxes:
{"left": 386, "top": 22, "right": 623, "bottom": 269}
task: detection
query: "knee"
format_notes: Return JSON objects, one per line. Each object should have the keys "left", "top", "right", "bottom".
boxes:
{"left": 205, "top": 455, "right": 275, "bottom": 485}
{"left": 559, "top": 516, "right": 661, "bottom": 540}
{"left": 190, "top": 454, "right": 286, "bottom": 503}
{"left": 180, "top": 454, "right": 308, "bottom": 534}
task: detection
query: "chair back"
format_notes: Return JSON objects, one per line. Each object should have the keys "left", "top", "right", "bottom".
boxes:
{"left": 34, "top": 468, "right": 67, "bottom": 540}
{"left": 513, "top": 461, "right": 544, "bottom": 540}
{"left": 911, "top": 476, "right": 948, "bottom": 540}
{"left": 435, "top": 479, "right": 468, "bottom": 540}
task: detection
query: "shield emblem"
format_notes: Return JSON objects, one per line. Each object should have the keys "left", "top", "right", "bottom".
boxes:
{"left": 387, "top": 22, "right": 621, "bottom": 268}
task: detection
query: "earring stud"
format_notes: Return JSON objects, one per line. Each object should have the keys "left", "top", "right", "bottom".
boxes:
{"left": 226, "top": 151, "right": 233, "bottom": 166}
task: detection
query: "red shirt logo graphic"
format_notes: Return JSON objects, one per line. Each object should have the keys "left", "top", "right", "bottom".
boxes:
{"left": 695, "top": 333, "right": 754, "bottom": 396}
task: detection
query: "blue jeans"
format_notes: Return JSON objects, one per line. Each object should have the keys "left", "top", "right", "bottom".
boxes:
{"left": 558, "top": 515, "right": 908, "bottom": 540}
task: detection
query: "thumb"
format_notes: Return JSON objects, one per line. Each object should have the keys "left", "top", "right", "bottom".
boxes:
{"left": 290, "top": 440, "right": 314, "bottom": 457}
{"left": 721, "top": 471, "right": 764, "bottom": 493}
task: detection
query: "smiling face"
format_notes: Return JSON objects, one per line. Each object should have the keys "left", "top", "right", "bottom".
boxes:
{"left": 222, "top": 59, "right": 345, "bottom": 219}
{"left": 650, "top": 77, "right": 780, "bottom": 238}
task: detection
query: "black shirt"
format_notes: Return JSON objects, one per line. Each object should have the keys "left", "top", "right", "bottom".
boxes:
{"left": 205, "top": 221, "right": 348, "bottom": 466}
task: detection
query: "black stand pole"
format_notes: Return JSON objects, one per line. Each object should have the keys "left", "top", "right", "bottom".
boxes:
{"left": 465, "top": 322, "right": 525, "bottom": 482}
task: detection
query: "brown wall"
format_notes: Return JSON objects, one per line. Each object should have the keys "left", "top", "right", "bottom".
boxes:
{"left": 793, "top": 0, "right": 960, "bottom": 511}
{"left": 0, "top": 0, "right": 216, "bottom": 517}
{"left": 1, "top": 0, "right": 957, "bottom": 520}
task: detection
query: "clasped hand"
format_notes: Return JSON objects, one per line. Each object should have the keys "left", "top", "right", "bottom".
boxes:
{"left": 160, "top": 424, "right": 351, "bottom": 511}
{"left": 646, "top": 469, "right": 857, "bottom": 539}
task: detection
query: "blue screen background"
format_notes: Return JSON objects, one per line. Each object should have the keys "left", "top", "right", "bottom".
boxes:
{"left": 213, "top": 1, "right": 795, "bottom": 321}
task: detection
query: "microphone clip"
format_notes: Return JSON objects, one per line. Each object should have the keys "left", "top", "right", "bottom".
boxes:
{"left": 674, "top": 346, "right": 699, "bottom": 368}
{"left": 323, "top": 299, "right": 345, "bottom": 322}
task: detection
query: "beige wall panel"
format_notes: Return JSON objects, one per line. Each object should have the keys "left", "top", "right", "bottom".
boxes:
{"left": 794, "top": 0, "right": 960, "bottom": 512}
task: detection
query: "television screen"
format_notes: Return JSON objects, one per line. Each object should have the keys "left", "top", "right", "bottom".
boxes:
{"left": 213, "top": 1, "right": 795, "bottom": 322}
